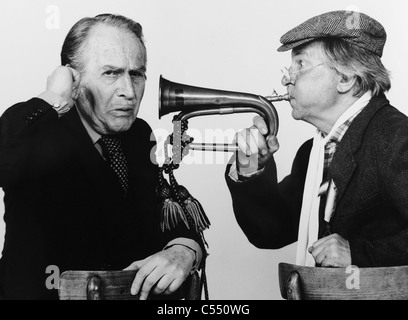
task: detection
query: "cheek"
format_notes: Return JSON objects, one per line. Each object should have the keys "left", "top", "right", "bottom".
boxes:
{"left": 134, "top": 82, "right": 145, "bottom": 99}
{"left": 94, "top": 86, "right": 114, "bottom": 109}
{"left": 295, "top": 74, "right": 336, "bottom": 102}
{"left": 292, "top": 86, "right": 317, "bottom": 111}
{"left": 77, "top": 85, "right": 111, "bottom": 120}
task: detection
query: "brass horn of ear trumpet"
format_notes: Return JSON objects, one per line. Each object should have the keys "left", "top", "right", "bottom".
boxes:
{"left": 158, "top": 75, "right": 289, "bottom": 152}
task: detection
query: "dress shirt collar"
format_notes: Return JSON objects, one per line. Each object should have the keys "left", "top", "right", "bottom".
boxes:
{"left": 76, "top": 105, "right": 101, "bottom": 145}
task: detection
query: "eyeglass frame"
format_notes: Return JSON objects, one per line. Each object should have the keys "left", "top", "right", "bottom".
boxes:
{"left": 281, "top": 63, "right": 325, "bottom": 84}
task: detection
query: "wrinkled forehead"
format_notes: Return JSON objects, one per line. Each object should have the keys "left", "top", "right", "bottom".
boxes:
{"left": 81, "top": 24, "right": 146, "bottom": 70}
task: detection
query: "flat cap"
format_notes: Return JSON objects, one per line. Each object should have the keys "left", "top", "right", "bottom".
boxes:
{"left": 278, "top": 10, "right": 386, "bottom": 57}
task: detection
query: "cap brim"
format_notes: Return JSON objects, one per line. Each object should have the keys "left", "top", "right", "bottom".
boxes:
{"left": 277, "top": 38, "right": 317, "bottom": 52}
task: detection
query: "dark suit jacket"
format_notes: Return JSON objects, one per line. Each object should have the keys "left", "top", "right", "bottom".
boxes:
{"left": 0, "top": 98, "right": 199, "bottom": 299}
{"left": 226, "top": 94, "right": 408, "bottom": 267}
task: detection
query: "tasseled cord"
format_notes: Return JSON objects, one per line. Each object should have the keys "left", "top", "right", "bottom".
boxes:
{"left": 157, "top": 118, "right": 210, "bottom": 299}
{"left": 157, "top": 166, "right": 211, "bottom": 300}
{"left": 157, "top": 168, "right": 189, "bottom": 231}
{"left": 157, "top": 167, "right": 211, "bottom": 234}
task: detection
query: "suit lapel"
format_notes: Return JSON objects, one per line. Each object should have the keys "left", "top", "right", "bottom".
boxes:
{"left": 329, "top": 136, "right": 356, "bottom": 204}
{"left": 328, "top": 94, "right": 390, "bottom": 204}
{"left": 121, "top": 118, "right": 157, "bottom": 190}
{"left": 59, "top": 108, "right": 124, "bottom": 198}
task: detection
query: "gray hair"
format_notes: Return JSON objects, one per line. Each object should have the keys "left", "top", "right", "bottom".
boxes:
{"left": 61, "top": 13, "right": 146, "bottom": 72}
{"left": 318, "top": 38, "right": 391, "bottom": 97}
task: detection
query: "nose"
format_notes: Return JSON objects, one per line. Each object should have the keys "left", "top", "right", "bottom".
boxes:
{"left": 281, "top": 68, "right": 293, "bottom": 87}
{"left": 281, "top": 74, "right": 291, "bottom": 86}
{"left": 117, "top": 74, "right": 136, "bottom": 99}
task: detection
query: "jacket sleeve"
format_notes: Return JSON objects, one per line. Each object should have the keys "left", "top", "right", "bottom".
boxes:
{"left": 225, "top": 140, "right": 312, "bottom": 249}
{"left": 0, "top": 98, "right": 58, "bottom": 187}
{"left": 349, "top": 116, "right": 408, "bottom": 267}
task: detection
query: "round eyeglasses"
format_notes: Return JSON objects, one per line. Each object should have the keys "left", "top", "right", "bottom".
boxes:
{"left": 281, "top": 63, "right": 325, "bottom": 85}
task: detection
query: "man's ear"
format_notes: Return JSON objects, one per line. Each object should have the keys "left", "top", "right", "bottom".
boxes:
{"left": 66, "top": 64, "right": 81, "bottom": 100}
{"left": 72, "top": 86, "right": 79, "bottom": 100}
{"left": 337, "top": 74, "right": 357, "bottom": 94}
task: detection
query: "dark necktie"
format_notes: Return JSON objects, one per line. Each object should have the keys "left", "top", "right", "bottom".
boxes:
{"left": 99, "top": 135, "right": 129, "bottom": 195}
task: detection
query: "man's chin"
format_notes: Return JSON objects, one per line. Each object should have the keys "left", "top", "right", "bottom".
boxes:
{"left": 291, "top": 110, "right": 302, "bottom": 121}
{"left": 104, "top": 119, "right": 134, "bottom": 134}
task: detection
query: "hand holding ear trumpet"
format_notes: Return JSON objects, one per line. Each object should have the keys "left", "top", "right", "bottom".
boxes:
{"left": 235, "top": 115, "right": 280, "bottom": 176}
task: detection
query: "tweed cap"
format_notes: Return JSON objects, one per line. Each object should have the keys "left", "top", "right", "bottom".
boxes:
{"left": 278, "top": 10, "right": 386, "bottom": 57}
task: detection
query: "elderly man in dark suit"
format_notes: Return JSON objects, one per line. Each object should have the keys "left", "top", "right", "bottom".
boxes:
{"left": 0, "top": 14, "right": 203, "bottom": 300}
{"left": 226, "top": 11, "right": 408, "bottom": 267}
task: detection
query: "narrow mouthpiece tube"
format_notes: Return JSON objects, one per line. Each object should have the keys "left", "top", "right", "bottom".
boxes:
{"left": 266, "top": 93, "right": 290, "bottom": 102}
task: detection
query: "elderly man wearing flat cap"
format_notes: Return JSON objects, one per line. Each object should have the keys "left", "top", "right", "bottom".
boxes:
{"left": 226, "top": 10, "right": 408, "bottom": 267}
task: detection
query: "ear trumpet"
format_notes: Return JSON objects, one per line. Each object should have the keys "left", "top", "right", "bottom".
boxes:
{"left": 158, "top": 75, "right": 289, "bottom": 152}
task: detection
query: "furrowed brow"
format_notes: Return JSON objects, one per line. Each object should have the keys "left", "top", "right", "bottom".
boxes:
{"left": 132, "top": 66, "right": 146, "bottom": 73}
{"left": 101, "top": 66, "right": 126, "bottom": 75}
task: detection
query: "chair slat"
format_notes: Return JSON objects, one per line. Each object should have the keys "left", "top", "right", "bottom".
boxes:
{"left": 279, "top": 263, "right": 408, "bottom": 300}
{"left": 59, "top": 270, "right": 200, "bottom": 300}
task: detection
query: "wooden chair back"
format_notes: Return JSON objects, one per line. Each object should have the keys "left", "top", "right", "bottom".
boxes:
{"left": 279, "top": 262, "right": 408, "bottom": 300}
{"left": 58, "top": 270, "right": 201, "bottom": 300}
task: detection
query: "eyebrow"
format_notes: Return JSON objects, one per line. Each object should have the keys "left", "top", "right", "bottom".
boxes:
{"left": 292, "top": 48, "right": 306, "bottom": 57}
{"left": 102, "top": 65, "right": 146, "bottom": 73}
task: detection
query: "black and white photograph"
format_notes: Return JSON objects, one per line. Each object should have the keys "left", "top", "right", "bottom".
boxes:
{"left": 0, "top": 0, "right": 407, "bottom": 308}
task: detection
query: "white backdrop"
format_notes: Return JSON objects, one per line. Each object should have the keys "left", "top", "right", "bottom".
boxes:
{"left": 0, "top": 0, "right": 407, "bottom": 300}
